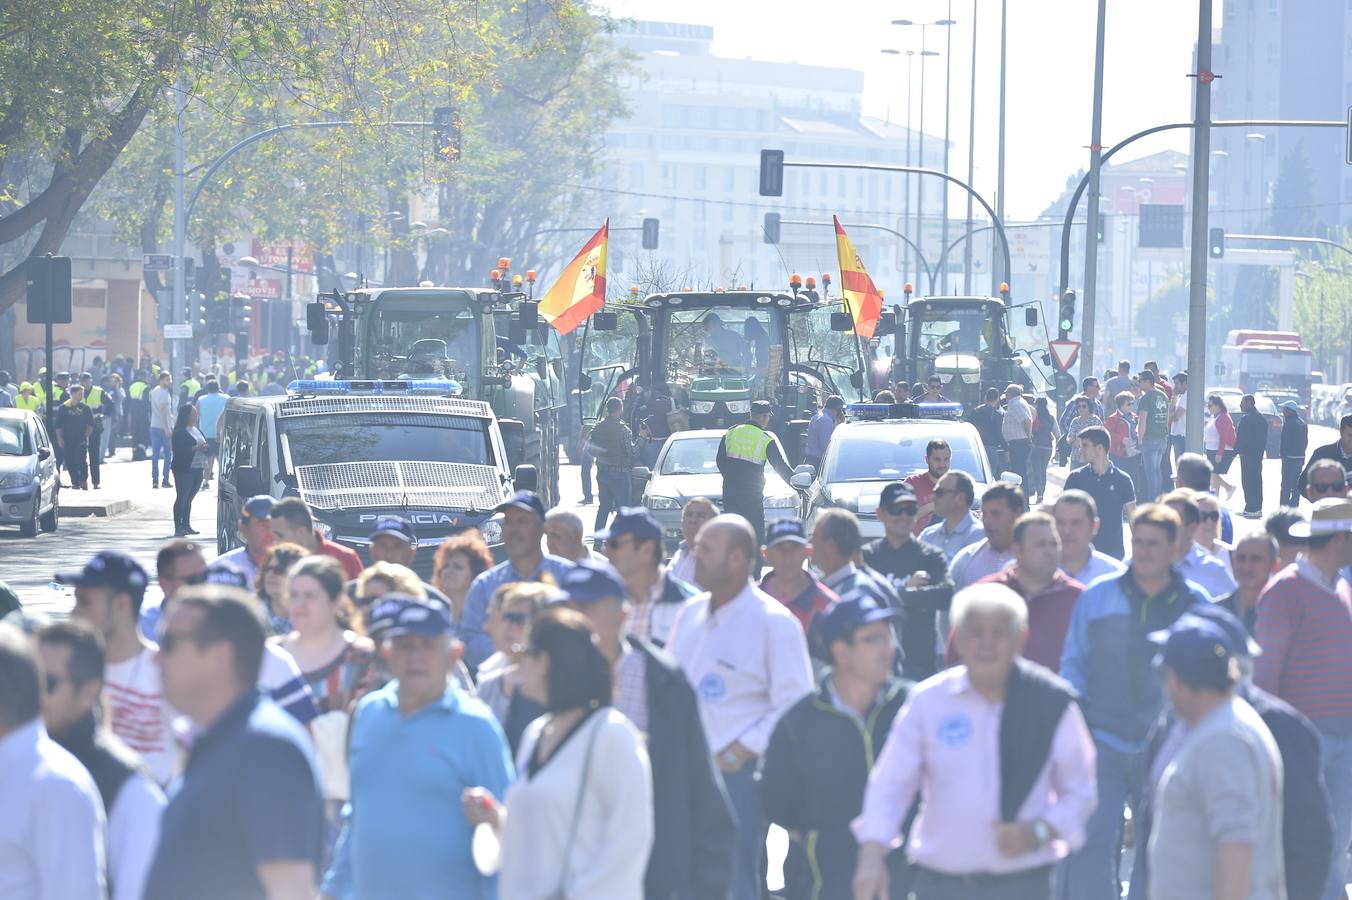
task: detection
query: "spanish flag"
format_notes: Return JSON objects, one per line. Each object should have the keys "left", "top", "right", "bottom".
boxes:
{"left": 833, "top": 216, "right": 883, "bottom": 338}
{"left": 538, "top": 220, "right": 608, "bottom": 335}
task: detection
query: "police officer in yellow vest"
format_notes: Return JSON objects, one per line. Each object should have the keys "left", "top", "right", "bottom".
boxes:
{"left": 180, "top": 367, "right": 201, "bottom": 402}
{"left": 78, "top": 372, "right": 107, "bottom": 489}
{"left": 15, "top": 382, "right": 40, "bottom": 411}
{"left": 715, "top": 399, "right": 795, "bottom": 553}
{"left": 33, "top": 369, "right": 66, "bottom": 408}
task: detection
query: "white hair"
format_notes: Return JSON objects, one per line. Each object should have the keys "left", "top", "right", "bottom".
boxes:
{"left": 951, "top": 583, "right": 1028, "bottom": 636}
{"left": 544, "top": 508, "right": 585, "bottom": 537}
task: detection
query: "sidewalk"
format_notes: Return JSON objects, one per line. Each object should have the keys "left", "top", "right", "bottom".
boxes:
{"left": 56, "top": 445, "right": 160, "bottom": 518}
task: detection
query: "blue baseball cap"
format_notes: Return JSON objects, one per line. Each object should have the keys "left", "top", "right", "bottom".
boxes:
{"left": 1149, "top": 615, "right": 1236, "bottom": 688}
{"left": 193, "top": 562, "right": 249, "bottom": 590}
{"left": 366, "top": 593, "right": 454, "bottom": 638}
{"left": 557, "top": 561, "right": 627, "bottom": 605}
{"left": 240, "top": 495, "right": 275, "bottom": 522}
{"left": 766, "top": 519, "right": 808, "bottom": 546}
{"left": 1280, "top": 399, "right": 1300, "bottom": 411}
{"left": 55, "top": 551, "right": 149, "bottom": 599}
{"left": 594, "top": 507, "right": 662, "bottom": 545}
{"left": 1182, "top": 605, "right": 1262, "bottom": 659}
{"left": 369, "top": 514, "right": 415, "bottom": 544}
{"left": 808, "top": 591, "right": 901, "bottom": 661}
{"left": 495, "top": 490, "right": 546, "bottom": 521}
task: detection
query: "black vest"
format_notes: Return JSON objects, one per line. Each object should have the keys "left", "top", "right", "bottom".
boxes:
{"left": 999, "top": 658, "right": 1078, "bottom": 822}
{"left": 53, "top": 713, "right": 148, "bottom": 814}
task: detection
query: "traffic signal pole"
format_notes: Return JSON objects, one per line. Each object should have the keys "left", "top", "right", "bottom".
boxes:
{"left": 1185, "top": 0, "right": 1215, "bottom": 452}
{"left": 1079, "top": 0, "right": 1108, "bottom": 382}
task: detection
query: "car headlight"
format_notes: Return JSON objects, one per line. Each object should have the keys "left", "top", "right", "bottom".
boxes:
{"left": 764, "top": 495, "right": 798, "bottom": 509}
{"left": 646, "top": 495, "right": 681, "bottom": 510}
{"left": 689, "top": 400, "right": 715, "bottom": 414}
{"left": 724, "top": 399, "right": 751, "bottom": 414}
{"left": 0, "top": 473, "right": 31, "bottom": 489}
{"left": 479, "top": 515, "right": 504, "bottom": 545}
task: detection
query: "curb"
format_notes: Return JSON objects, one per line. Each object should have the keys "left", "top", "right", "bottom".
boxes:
{"left": 58, "top": 498, "right": 133, "bottom": 517}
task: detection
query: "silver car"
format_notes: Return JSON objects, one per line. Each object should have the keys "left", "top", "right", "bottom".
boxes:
{"left": 633, "top": 429, "right": 799, "bottom": 551}
{"left": 0, "top": 408, "right": 59, "bottom": 536}
{"left": 794, "top": 417, "right": 995, "bottom": 540}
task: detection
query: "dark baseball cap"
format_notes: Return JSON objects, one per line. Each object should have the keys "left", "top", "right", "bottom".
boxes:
{"left": 55, "top": 551, "right": 149, "bottom": 598}
{"left": 369, "top": 514, "right": 415, "bottom": 544}
{"left": 1149, "top": 615, "right": 1235, "bottom": 687}
{"left": 1184, "top": 605, "right": 1262, "bottom": 660}
{"left": 557, "top": 561, "right": 627, "bottom": 604}
{"left": 809, "top": 592, "right": 901, "bottom": 660}
{"left": 766, "top": 519, "right": 808, "bottom": 546}
{"left": 750, "top": 399, "right": 773, "bottom": 416}
{"left": 878, "top": 482, "right": 918, "bottom": 513}
{"left": 495, "top": 490, "right": 546, "bottom": 521}
{"left": 193, "top": 563, "right": 249, "bottom": 590}
{"left": 594, "top": 507, "right": 662, "bottom": 545}
{"left": 240, "top": 495, "right": 275, "bottom": 521}
{"left": 366, "top": 593, "right": 453, "bottom": 638}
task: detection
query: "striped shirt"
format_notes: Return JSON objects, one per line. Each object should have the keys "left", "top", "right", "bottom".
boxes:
{"left": 1253, "top": 559, "right": 1352, "bottom": 726}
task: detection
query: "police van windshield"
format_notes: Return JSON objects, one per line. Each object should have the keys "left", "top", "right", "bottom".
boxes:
{"left": 278, "top": 414, "right": 493, "bottom": 467}
{"left": 367, "top": 297, "right": 480, "bottom": 383}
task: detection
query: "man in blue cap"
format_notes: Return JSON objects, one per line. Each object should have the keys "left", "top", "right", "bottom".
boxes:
{"left": 350, "top": 514, "right": 452, "bottom": 607}
{"left": 556, "top": 561, "right": 736, "bottom": 900}
{"left": 759, "top": 519, "right": 837, "bottom": 635}
{"left": 323, "top": 593, "right": 512, "bottom": 900}
{"left": 599, "top": 507, "right": 698, "bottom": 647}
{"left": 215, "top": 495, "right": 277, "bottom": 589}
{"left": 1279, "top": 399, "right": 1309, "bottom": 507}
{"left": 762, "top": 592, "right": 911, "bottom": 900}
{"left": 458, "top": 490, "right": 573, "bottom": 672}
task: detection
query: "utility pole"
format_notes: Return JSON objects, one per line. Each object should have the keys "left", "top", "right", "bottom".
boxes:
{"left": 1186, "top": 0, "right": 1215, "bottom": 450}
{"left": 995, "top": 0, "right": 1008, "bottom": 288}
{"left": 1080, "top": 0, "right": 1108, "bottom": 381}
{"left": 171, "top": 76, "right": 186, "bottom": 381}
{"left": 941, "top": 0, "right": 954, "bottom": 295}
{"left": 963, "top": 0, "right": 978, "bottom": 294}
{"left": 916, "top": 28, "right": 928, "bottom": 290}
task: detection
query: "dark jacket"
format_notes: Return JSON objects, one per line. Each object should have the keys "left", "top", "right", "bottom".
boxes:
{"left": 53, "top": 712, "right": 147, "bottom": 815}
{"left": 1297, "top": 439, "right": 1352, "bottom": 496}
{"left": 862, "top": 536, "right": 953, "bottom": 681}
{"left": 715, "top": 425, "right": 795, "bottom": 493}
{"left": 1280, "top": 413, "right": 1308, "bottom": 458}
{"left": 588, "top": 415, "right": 637, "bottom": 468}
{"left": 966, "top": 403, "right": 1005, "bottom": 455}
{"left": 1235, "top": 409, "right": 1268, "bottom": 456}
{"left": 632, "top": 636, "right": 736, "bottom": 900}
{"left": 762, "top": 674, "right": 912, "bottom": 900}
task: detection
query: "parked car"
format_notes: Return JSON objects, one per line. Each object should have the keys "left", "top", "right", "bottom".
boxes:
{"left": 0, "top": 408, "right": 59, "bottom": 537}
{"left": 633, "top": 429, "right": 800, "bottom": 552}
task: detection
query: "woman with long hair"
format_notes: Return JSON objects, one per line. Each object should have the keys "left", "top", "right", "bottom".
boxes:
{"left": 431, "top": 530, "right": 494, "bottom": 633}
{"left": 1027, "top": 396, "right": 1059, "bottom": 503}
{"left": 255, "top": 542, "right": 307, "bottom": 634}
{"left": 475, "top": 582, "right": 552, "bottom": 753}
{"left": 1205, "top": 393, "right": 1238, "bottom": 499}
{"left": 463, "top": 608, "right": 653, "bottom": 900}
{"left": 169, "top": 402, "right": 207, "bottom": 536}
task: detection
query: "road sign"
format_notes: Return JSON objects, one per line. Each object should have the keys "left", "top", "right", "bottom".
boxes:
{"left": 163, "top": 323, "right": 194, "bottom": 339}
{"left": 1049, "top": 340, "right": 1081, "bottom": 372}
{"left": 143, "top": 254, "right": 173, "bottom": 271}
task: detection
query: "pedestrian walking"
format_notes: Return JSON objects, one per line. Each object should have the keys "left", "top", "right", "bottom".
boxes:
{"left": 1027, "top": 396, "right": 1059, "bottom": 503}
{"left": 862, "top": 482, "right": 954, "bottom": 681}
{"left": 1102, "top": 359, "right": 1134, "bottom": 405}
{"left": 852, "top": 583, "right": 1097, "bottom": 900}
{"left": 102, "top": 372, "right": 124, "bottom": 460}
{"left": 759, "top": 518, "right": 838, "bottom": 633}
{"left": 1051, "top": 490, "right": 1127, "bottom": 587}
{"left": 1298, "top": 414, "right": 1352, "bottom": 497}
{"left": 1266, "top": 507, "right": 1308, "bottom": 567}
{"left": 1058, "top": 505, "right": 1211, "bottom": 900}
{"left": 323, "top": 593, "right": 512, "bottom": 900}
{"left": 1193, "top": 491, "right": 1233, "bottom": 573}
{"left": 77, "top": 372, "right": 107, "bottom": 488}
{"left": 1145, "top": 616, "right": 1285, "bottom": 900}
{"left": 458, "top": 490, "right": 572, "bottom": 671}
{"left": 196, "top": 378, "right": 228, "bottom": 488}
{"left": 1279, "top": 399, "right": 1309, "bottom": 507}
{"left": 143, "top": 584, "right": 325, "bottom": 900}
{"left": 1305, "top": 458, "right": 1350, "bottom": 505}
{"left": 762, "top": 594, "right": 911, "bottom": 900}
{"left": 716, "top": 398, "right": 796, "bottom": 554}
{"left": 601, "top": 507, "right": 700, "bottom": 646}
{"left": 54, "top": 383, "right": 94, "bottom": 489}
{"left": 589, "top": 395, "right": 639, "bottom": 534}
{"left": 0, "top": 623, "right": 106, "bottom": 900}
{"left": 269, "top": 496, "right": 365, "bottom": 581}
{"left": 215, "top": 494, "right": 277, "bottom": 589}
{"left": 668, "top": 496, "right": 717, "bottom": 588}
{"left": 474, "top": 582, "right": 549, "bottom": 754}
{"left": 37, "top": 620, "right": 165, "bottom": 900}
{"left": 812, "top": 509, "right": 906, "bottom": 611}
{"left": 1063, "top": 426, "right": 1136, "bottom": 561}
{"left": 170, "top": 402, "right": 207, "bottom": 536}
{"left": 1204, "top": 394, "right": 1238, "bottom": 500}
{"left": 557, "top": 562, "right": 738, "bottom": 899}
{"left": 149, "top": 371, "right": 174, "bottom": 489}
{"left": 904, "top": 439, "right": 952, "bottom": 533}
{"left": 1166, "top": 372, "right": 1189, "bottom": 470}
{"left": 1236, "top": 394, "right": 1269, "bottom": 518}
{"left": 967, "top": 387, "right": 1007, "bottom": 473}
{"left": 256, "top": 542, "right": 306, "bottom": 634}
{"left": 430, "top": 530, "right": 495, "bottom": 637}
{"left": 919, "top": 470, "right": 986, "bottom": 562}
{"left": 666, "top": 514, "right": 814, "bottom": 900}
{"left": 950, "top": 482, "right": 1026, "bottom": 589}
{"left": 464, "top": 607, "right": 655, "bottom": 900}
{"left": 804, "top": 394, "right": 845, "bottom": 470}
{"left": 1001, "top": 384, "right": 1034, "bottom": 481}
{"left": 1135, "top": 370, "right": 1171, "bottom": 501}
{"left": 1158, "top": 490, "right": 1236, "bottom": 600}
{"left": 356, "top": 514, "right": 451, "bottom": 604}
{"left": 544, "top": 507, "right": 609, "bottom": 564}
{"left": 1254, "top": 497, "right": 1352, "bottom": 900}
{"left": 1065, "top": 397, "right": 1104, "bottom": 470}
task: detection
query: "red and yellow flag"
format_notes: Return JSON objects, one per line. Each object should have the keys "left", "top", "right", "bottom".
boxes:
{"left": 833, "top": 216, "right": 883, "bottom": 338}
{"left": 537, "top": 220, "right": 608, "bottom": 335}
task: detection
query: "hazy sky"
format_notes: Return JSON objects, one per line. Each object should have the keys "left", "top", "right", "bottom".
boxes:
{"left": 601, "top": 0, "right": 1208, "bottom": 221}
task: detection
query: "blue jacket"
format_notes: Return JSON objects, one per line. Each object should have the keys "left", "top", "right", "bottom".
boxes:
{"left": 1060, "top": 568, "right": 1210, "bottom": 753}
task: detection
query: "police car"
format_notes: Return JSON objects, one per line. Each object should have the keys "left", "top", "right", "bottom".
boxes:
{"left": 216, "top": 379, "right": 534, "bottom": 573}
{"left": 793, "top": 401, "right": 1001, "bottom": 539}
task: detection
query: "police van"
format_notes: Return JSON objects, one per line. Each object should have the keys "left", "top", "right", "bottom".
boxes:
{"left": 216, "top": 379, "right": 535, "bottom": 572}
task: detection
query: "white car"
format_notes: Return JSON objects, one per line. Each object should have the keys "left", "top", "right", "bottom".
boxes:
{"left": 633, "top": 429, "right": 799, "bottom": 551}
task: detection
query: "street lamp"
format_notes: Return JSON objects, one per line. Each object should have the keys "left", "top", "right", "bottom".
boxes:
{"left": 1247, "top": 132, "right": 1267, "bottom": 222}
{"left": 880, "top": 47, "right": 917, "bottom": 283}
{"left": 894, "top": 20, "right": 944, "bottom": 289}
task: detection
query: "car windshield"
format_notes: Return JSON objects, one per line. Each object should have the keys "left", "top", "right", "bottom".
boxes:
{"left": 825, "top": 427, "right": 986, "bottom": 482}
{"left": 278, "top": 414, "right": 492, "bottom": 466}
{"left": 0, "top": 421, "right": 28, "bottom": 456}
{"left": 367, "top": 297, "right": 480, "bottom": 382}
{"left": 665, "top": 306, "right": 775, "bottom": 380}
{"left": 660, "top": 436, "right": 722, "bottom": 475}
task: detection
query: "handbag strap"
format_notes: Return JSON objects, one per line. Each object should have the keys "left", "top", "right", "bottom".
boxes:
{"left": 555, "top": 707, "right": 606, "bottom": 896}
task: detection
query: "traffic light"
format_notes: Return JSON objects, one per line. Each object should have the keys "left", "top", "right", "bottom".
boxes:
{"left": 25, "top": 255, "right": 72, "bottom": 325}
{"left": 235, "top": 330, "right": 250, "bottom": 360}
{"left": 759, "top": 149, "right": 784, "bottom": 197}
{"left": 641, "top": 217, "right": 659, "bottom": 250}
{"left": 230, "top": 296, "right": 252, "bottom": 332}
{"left": 205, "top": 299, "right": 230, "bottom": 334}
{"left": 763, "top": 212, "right": 781, "bottom": 245}
{"left": 1209, "top": 227, "right": 1225, "bottom": 258}
{"left": 432, "top": 106, "right": 460, "bottom": 163}
{"left": 216, "top": 266, "right": 233, "bottom": 298}
{"left": 183, "top": 256, "right": 196, "bottom": 289}
{"left": 1058, "top": 289, "right": 1076, "bottom": 337}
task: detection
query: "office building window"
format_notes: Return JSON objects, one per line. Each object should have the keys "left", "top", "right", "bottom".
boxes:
{"left": 695, "top": 167, "right": 708, "bottom": 190}
{"left": 725, "top": 169, "right": 736, "bottom": 192}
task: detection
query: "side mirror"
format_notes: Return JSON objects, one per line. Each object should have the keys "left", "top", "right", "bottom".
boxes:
{"left": 513, "top": 464, "right": 538, "bottom": 493}
{"left": 310, "top": 320, "right": 329, "bottom": 346}
{"left": 577, "top": 372, "right": 593, "bottom": 391}
{"left": 519, "top": 301, "right": 539, "bottom": 329}
{"left": 1024, "top": 307, "right": 1039, "bottom": 327}
{"left": 37, "top": 446, "right": 50, "bottom": 460}
{"left": 849, "top": 369, "right": 864, "bottom": 389}
{"left": 829, "top": 311, "right": 853, "bottom": 332}
{"left": 998, "top": 471, "right": 1024, "bottom": 486}
{"left": 790, "top": 471, "right": 814, "bottom": 490}
{"left": 306, "top": 301, "right": 326, "bottom": 332}
{"left": 1041, "top": 351, "right": 1052, "bottom": 366}
{"left": 876, "top": 311, "right": 897, "bottom": 336}
{"left": 793, "top": 463, "right": 816, "bottom": 477}
{"left": 631, "top": 466, "right": 652, "bottom": 480}
{"left": 592, "top": 311, "right": 618, "bottom": 331}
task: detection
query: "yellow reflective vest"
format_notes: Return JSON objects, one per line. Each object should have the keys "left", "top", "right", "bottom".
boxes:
{"left": 722, "top": 423, "right": 773, "bottom": 464}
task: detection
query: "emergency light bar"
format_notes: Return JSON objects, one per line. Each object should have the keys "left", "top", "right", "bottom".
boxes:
{"left": 844, "top": 401, "right": 964, "bottom": 421}
{"left": 287, "top": 379, "right": 463, "bottom": 396}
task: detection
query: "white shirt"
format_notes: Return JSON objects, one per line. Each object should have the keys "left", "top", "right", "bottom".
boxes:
{"left": 666, "top": 580, "right": 813, "bottom": 755}
{"left": 0, "top": 720, "right": 106, "bottom": 900}
{"left": 1002, "top": 395, "right": 1034, "bottom": 441}
{"left": 1178, "top": 543, "right": 1237, "bottom": 601}
{"left": 107, "top": 771, "right": 164, "bottom": 900}
{"left": 149, "top": 385, "right": 174, "bottom": 432}
{"left": 668, "top": 544, "right": 698, "bottom": 589}
{"left": 950, "top": 538, "right": 1015, "bottom": 590}
{"left": 214, "top": 546, "right": 260, "bottom": 589}
{"left": 105, "top": 646, "right": 179, "bottom": 785}
{"left": 1169, "top": 390, "right": 1188, "bottom": 437}
{"left": 1062, "top": 550, "right": 1127, "bottom": 588}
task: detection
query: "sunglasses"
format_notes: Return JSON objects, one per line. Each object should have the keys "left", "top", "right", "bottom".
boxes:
{"left": 1311, "top": 481, "right": 1346, "bottom": 495}
{"left": 1198, "top": 511, "right": 1221, "bottom": 522}
{"left": 503, "top": 611, "right": 531, "bottom": 626}
{"left": 158, "top": 629, "right": 202, "bottom": 654}
{"left": 932, "top": 487, "right": 958, "bottom": 497}
{"left": 885, "top": 504, "right": 919, "bottom": 516}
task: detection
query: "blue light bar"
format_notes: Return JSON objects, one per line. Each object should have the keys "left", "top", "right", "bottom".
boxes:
{"left": 287, "top": 379, "right": 463, "bottom": 396}
{"left": 844, "top": 403, "right": 895, "bottom": 420}
{"left": 844, "top": 400, "right": 965, "bottom": 421}
{"left": 915, "top": 401, "right": 964, "bottom": 418}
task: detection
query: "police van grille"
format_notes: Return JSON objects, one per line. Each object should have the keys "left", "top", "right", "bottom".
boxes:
{"left": 295, "top": 461, "right": 503, "bottom": 511}
{"left": 277, "top": 395, "right": 490, "bottom": 418}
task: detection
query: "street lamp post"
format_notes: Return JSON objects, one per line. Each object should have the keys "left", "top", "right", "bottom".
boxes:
{"left": 963, "top": 0, "right": 979, "bottom": 294}
{"left": 996, "top": 0, "right": 1008, "bottom": 283}
{"left": 880, "top": 48, "right": 915, "bottom": 284}
{"left": 1247, "top": 132, "right": 1267, "bottom": 224}
{"left": 893, "top": 20, "right": 947, "bottom": 295}
{"left": 1080, "top": 0, "right": 1109, "bottom": 379}
{"left": 941, "top": 4, "right": 956, "bottom": 294}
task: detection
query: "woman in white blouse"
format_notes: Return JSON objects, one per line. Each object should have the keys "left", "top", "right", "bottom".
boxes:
{"left": 463, "top": 607, "right": 653, "bottom": 900}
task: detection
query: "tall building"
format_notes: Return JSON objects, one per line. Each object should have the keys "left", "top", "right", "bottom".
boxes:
{"left": 594, "top": 20, "right": 949, "bottom": 295}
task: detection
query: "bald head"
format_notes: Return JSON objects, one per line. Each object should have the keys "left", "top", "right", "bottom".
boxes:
{"left": 693, "top": 514, "right": 757, "bottom": 595}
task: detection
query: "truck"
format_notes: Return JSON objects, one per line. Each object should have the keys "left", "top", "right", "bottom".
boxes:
{"left": 303, "top": 281, "right": 565, "bottom": 507}
{"left": 1218, "top": 329, "right": 1315, "bottom": 404}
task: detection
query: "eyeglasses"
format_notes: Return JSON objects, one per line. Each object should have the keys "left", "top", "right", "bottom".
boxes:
{"left": 885, "top": 504, "right": 919, "bottom": 516}
{"left": 933, "top": 488, "right": 958, "bottom": 497}
{"left": 1311, "top": 481, "right": 1346, "bottom": 495}
{"left": 503, "top": 611, "right": 531, "bottom": 626}
{"left": 603, "top": 536, "right": 633, "bottom": 551}
{"left": 158, "top": 629, "right": 202, "bottom": 654}
{"left": 1198, "top": 511, "right": 1221, "bottom": 522}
